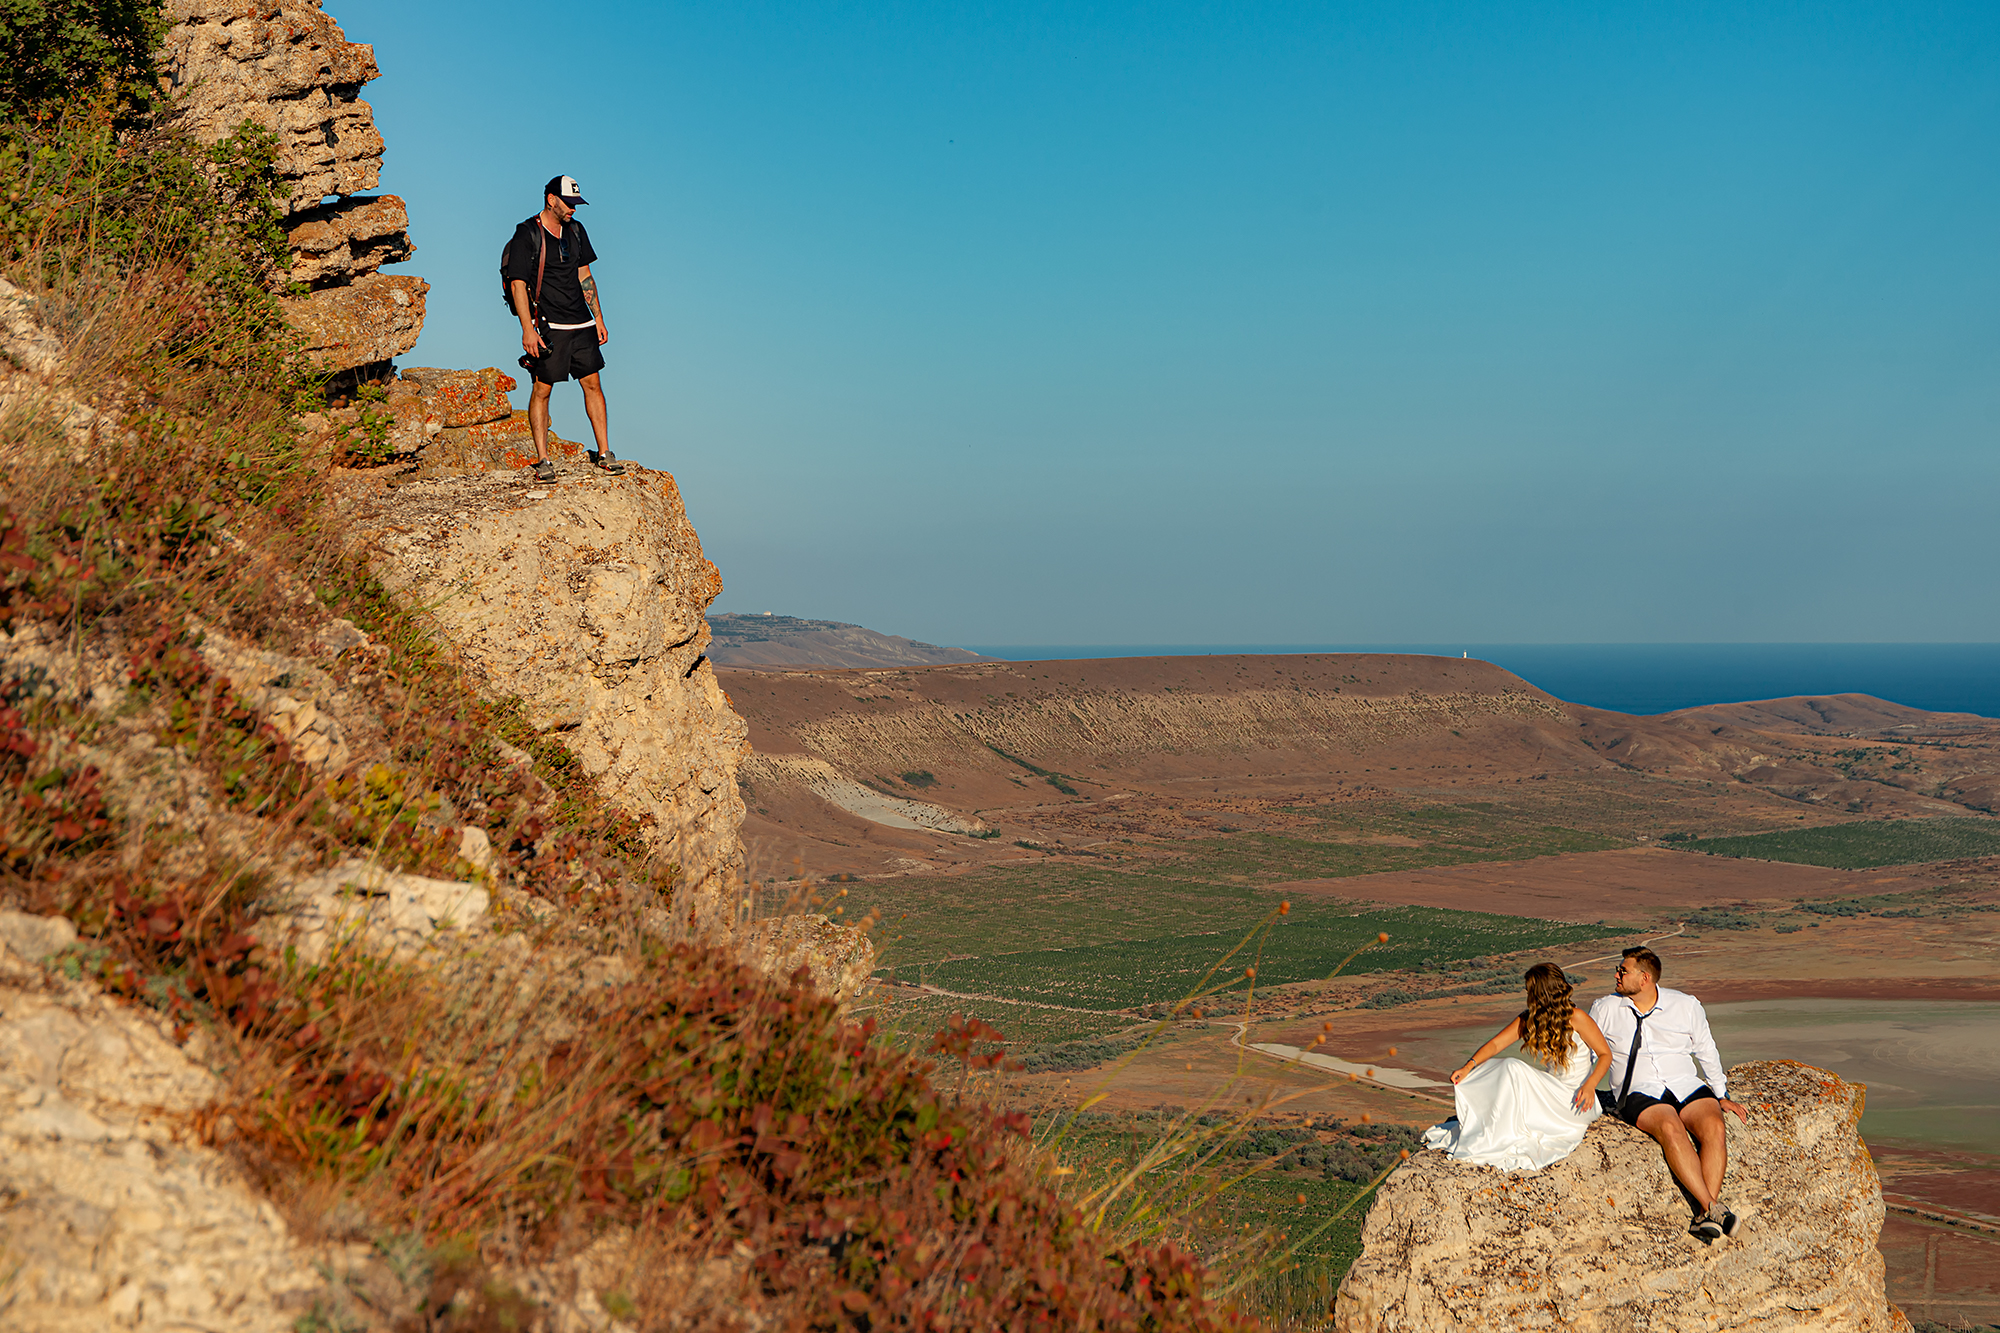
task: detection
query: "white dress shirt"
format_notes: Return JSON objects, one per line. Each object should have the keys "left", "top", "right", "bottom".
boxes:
{"left": 1588, "top": 987, "right": 1727, "bottom": 1101}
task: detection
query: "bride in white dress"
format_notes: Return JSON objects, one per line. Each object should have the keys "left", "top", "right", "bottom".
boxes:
{"left": 1422, "top": 961, "right": 1612, "bottom": 1172}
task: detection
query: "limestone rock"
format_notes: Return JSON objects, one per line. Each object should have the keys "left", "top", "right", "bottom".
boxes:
{"left": 282, "top": 271, "right": 428, "bottom": 372}
{"left": 284, "top": 193, "right": 413, "bottom": 286}
{"left": 329, "top": 464, "right": 748, "bottom": 906}
{"left": 1334, "top": 1061, "right": 1911, "bottom": 1333}
{"left": 746, "top": 914, "right": 877, "bottom": 1001}
{"left": 0, "top": 911, "right": 77, "bottom": 962}
{"left": 159, "top": 0, "right": 387, "bottom": 212}
{"left": 0, "top": 934, "right": 326, "bottom": 1329}
{"left": 262, "top": 858, "right": 491, "bottom": 964}
{"left": 400, "top": 365, "right": 518, "bottom": 428}
{"left": 0, "top": 277, "right": 125, "bottom": 449}
{"left": 159, "top": 1, "right": 426, "bottom": 376}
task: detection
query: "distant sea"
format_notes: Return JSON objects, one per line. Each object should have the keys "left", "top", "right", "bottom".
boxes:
{"left": 959, "top": 643, "right": 2000, "bottom": 719}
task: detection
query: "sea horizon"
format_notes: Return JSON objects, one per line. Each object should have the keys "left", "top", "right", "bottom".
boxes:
{"left": 957, "top": 642, "right": 2000, "bottom": 720}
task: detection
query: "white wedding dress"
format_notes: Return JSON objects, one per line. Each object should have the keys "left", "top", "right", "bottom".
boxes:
{"left": 1422, "top": 1033, "right": 1601, "bottom": 1172}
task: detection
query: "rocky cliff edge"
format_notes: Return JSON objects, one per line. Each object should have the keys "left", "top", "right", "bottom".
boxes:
{"left": 329, "top": 460, "right": 750, "bottom": 909}
{"left": 1335, "top": 1061, "right": 1911, "bottom": 1333}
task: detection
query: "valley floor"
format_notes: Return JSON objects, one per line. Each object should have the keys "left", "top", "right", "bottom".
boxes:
{"left": 725, "top": 654, "right": 2000, "bottom": 1325}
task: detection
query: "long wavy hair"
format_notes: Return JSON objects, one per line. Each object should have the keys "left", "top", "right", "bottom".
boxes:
{"left": 1519, "top": 962, "right": 1577, "bottom": 1069}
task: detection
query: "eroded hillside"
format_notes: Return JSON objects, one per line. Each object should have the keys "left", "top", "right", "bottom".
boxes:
{"left": 725, "top": 654, "right": 2000, "bottom": 880}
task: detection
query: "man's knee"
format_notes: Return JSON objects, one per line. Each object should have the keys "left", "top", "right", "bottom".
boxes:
{"left": 578, "top": 373, "right": 604, "bottom": 398}
{"left": 1680, "top": 1101, "right": 1725, "bottom": 1142}
{"left": 529, "top": 381, "right": 553, "bottom": 402}
{"left": 1635, "top": 1106, "right": 1687, "bottom": 1145}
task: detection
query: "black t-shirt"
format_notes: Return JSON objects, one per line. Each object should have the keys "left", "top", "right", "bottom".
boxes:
{"left": 505, "top": 216, "right": 598, "bottom": 326}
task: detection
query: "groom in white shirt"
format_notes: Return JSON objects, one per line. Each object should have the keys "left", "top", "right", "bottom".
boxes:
{"left": 1589, "top": 947, "right": 1749, "bottom": 1241}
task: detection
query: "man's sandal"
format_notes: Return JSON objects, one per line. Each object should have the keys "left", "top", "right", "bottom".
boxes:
{"left": 532, "top": 460, "right": 556, "bottom": 482}
{"left": 593, "top": 454, "right": 627, "bottom": 475}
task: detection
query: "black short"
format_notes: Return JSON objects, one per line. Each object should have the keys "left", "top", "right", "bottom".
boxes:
{"left": 1599, "top": 1084, "right": 1717, "bottom": 1126}
{"left": 530, "top": 325, "right": 604, "bottom": 384}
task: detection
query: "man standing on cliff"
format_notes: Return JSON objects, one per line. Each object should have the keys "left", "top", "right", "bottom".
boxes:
{"left": 1589, "top": 947, "right": 1749, "bottom": 1241}
{"left": 507, "top": 174, "right": 625, "bottom": 480}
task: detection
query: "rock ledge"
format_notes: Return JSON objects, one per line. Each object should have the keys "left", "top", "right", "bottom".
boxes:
{"left": 1335, "top": 1061, "right": 1911, "bottom": 1332}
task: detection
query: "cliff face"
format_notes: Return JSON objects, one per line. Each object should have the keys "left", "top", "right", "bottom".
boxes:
{"left": 158, "top": 0, "right": 424, "bottom": 375}
{"left": 154, "top": 0, "right": 754, "bottom": 911}
{"left": 330, "top": 462, "right": 749, "bottom": 906}
{"left": 1335, "top": 1062, "right": 1910, "bottom": 1333}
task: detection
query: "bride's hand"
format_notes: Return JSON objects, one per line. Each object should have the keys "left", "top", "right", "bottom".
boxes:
{"left": 1450, "top": 1064, "right": 1472, "bottom": 1084}
{"left": 1572, "top": 1087, "right": 1596, "bottom": 1113}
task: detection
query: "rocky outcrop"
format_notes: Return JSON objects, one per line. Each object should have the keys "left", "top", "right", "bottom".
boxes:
{"left": 0, "top": 918, "right": 327, "bottom": 1330}
{"left": 283, "top": 192, "right": 413, "bottom": 286}
{"left": 1335, "top": 1062, "right": 1910, "bottom": 1332}
{"left": 329, "top": 462, "right": 749, "bottom": 906}
{"left": 158, "top": 0, "right": 425, "bottom": 374}
{"left": 746, "top": 913, "right": 877, "bottom": 1002}
{"left": 261, "top": 856, "right": 493, "bottom": 965}
{"left": 282, "top": 270, "right": 429, "bottom": 371}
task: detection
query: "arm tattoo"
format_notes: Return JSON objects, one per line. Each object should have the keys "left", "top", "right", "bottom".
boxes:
{"left": 581, "top": 274, "right": 603, "bottom": 321}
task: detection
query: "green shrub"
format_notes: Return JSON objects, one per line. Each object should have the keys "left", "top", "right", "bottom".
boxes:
{"left": 0, "top": 0, "right": 166, "bottom": 123}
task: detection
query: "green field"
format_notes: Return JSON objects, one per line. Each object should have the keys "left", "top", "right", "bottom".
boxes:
{"left": 900, "top": 902, "right": 1619, "bottom": 1011}
{"left": 850, "top": 806, "right": 1622, "bottom": 974}
{"left": 1680, "top": 817, "right": 2000, "bottom": 869}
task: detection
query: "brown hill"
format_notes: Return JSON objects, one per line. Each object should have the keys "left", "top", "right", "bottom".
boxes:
{"left": 722, "top": 654, "right": 2000, "bottom": 879}
{"left": 708, "top": 614, "right": 996, "bottom": 669}
{"left": 1664, "top": 692, "right": 1993, "bottom": 737}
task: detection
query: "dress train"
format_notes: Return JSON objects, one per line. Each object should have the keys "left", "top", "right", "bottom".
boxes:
{"left": 1422, "top": 1035, "right": 1600, "bottom": 1172}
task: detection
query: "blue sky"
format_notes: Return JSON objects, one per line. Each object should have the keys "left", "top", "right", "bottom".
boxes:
{"left": 335, "top": 0, "right": 1999, "bottom": 647}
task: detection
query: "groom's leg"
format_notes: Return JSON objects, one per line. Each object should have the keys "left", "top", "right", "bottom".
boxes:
{"left": 1634, "top": 1103, "right": 1716, "bottom": 1210}
{"left": 1679, "top": 1097, "right": 1728, "bottom": 1201}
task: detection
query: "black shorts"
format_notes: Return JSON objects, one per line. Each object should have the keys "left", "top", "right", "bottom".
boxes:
{"left": 531, "top": 325, "right": 604, "bottom": 384}
{"left": 1600, "top": 1084, "right": 1717, "bottom": 1126}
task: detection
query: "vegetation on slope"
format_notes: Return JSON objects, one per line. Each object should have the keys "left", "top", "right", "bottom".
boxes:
{"left": 1678, "top": 817, "right": 2000, "bottom": 869}
{"left": 0, "top": 26, "right": 1264, "bottom": 1332}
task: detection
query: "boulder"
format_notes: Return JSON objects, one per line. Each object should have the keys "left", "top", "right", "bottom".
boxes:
{"left": 261, "top": 858, "right": 491, "bottom": 965}
{"left": 1335, "top": 1061, "right": 1910, "bottom": 1332}
{"left": 159, "top": 1, "right": 427, "bottom": 377}
{"left": 0, "top": 910, "right": 77, "bottom": 962}
{"left": 425, "top": 409, "right": 590, "bottom": 471}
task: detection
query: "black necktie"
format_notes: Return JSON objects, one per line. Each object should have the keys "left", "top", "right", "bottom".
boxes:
{"left": 1616, "top": 1008, "right": 1650, "bottom": 1114}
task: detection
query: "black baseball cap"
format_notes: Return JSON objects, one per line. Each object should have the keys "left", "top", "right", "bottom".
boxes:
{"left": 545, "top": 175, "right": 588, "bottom": 206}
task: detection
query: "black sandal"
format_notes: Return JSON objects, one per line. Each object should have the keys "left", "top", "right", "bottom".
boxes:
{"left": 594, "top": 454, "right": 627, "bottom": 475}
{"left": 532, "top": 459, "right": 555, "bottom": 482}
